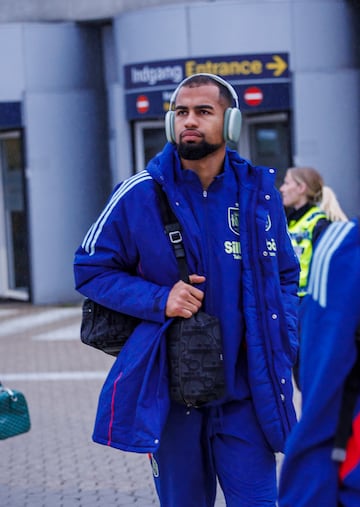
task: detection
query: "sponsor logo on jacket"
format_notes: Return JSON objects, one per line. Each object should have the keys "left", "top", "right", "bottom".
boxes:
{"left": 224, "top": 240, "right": 242, "bottom": 259}
{"left": 266, "top": 238, "right": 277, "bottom": 255}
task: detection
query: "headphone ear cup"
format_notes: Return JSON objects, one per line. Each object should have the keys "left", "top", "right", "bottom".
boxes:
{"left": 223, "top": 108, "right": 242, "bottom": 144}
{"left": 165, "top": 111, "right": 176, "bottom": 143}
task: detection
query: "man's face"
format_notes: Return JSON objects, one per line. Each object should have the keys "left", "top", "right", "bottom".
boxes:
{"left": 173, "top": 84, "right": 227, "bottom": 160}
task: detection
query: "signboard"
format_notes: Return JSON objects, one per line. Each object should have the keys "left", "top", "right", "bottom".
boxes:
{"left": 0, "top": 102, "right": 22, "bottom": 129}
{"left": 124, "top": 53, "right": 291, "bottom": 119}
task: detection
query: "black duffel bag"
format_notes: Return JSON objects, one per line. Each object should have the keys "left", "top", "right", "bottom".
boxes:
{"left": 80, "top": 298, "right": 140, "bottom": 356}
{"left": 167, "top": 311, "right": 226, "bottom": 408}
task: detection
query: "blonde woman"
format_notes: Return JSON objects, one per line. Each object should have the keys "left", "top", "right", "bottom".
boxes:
{"left": 280, "top": 167, "right": 347, "bottom": 297}
{"left": 280, "top": 166, "right": 347, "bottom": 388}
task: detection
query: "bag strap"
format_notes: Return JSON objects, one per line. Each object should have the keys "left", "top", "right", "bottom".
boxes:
{"left": 154, "top": 182, "right": 190, "bottom": 283}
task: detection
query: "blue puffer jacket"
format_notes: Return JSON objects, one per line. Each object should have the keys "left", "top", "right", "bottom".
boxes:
{"left": 74, "top": 143, "right": 299, "bottom": 454}
{"left": 279, "top": 218, "right": 360, "bottom": 506}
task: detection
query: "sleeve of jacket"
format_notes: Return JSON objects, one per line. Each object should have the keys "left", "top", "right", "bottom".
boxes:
{"left": 279, "top": 219, "right": 360, "bottom": 507}
{"left": 73, "top": 180, "right": 170, "bottom": 324}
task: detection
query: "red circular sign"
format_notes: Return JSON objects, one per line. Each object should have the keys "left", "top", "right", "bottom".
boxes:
{"left": 136, "top": 95, "right": 150, "bottom": 114}
{"left": 244, "top": 86, "right": 263, "bottom": 106}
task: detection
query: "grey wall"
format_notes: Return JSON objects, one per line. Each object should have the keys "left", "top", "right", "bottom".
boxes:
{"left": 0, "top": 25, "right": 25, "bottom": 100}
{"left": 0, "top": 0, "right": 190, "bottom": 22}
{"left": 23, "top": 23, "right": 111, "bottom": 304}
{"left": 0, "top": 22, "right": 111, "bottom": 304}
{"left": 0, "top": 0, "right": 355, "bottom": 24}
{"left": 290, "top": 1, "right": 360, "bottom": 215}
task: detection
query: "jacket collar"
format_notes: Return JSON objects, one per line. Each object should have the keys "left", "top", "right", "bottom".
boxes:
{"left": 147, "top": 142, "right": 252, "bottom": 188}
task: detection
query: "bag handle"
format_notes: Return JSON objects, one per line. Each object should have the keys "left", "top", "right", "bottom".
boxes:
{"left": 0, "top": 382, "right": 18, "bottom": 400}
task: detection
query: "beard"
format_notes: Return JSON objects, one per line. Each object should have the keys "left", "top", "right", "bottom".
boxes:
{"left": 177, "top": 139, "right": 222, "bottom": 160}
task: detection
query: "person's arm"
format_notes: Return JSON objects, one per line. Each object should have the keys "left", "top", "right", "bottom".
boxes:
{"left": 279, "top": 219, "right": 360, "bottom": 506}
{"left": 74, "top": 181, "right": 206, "bottom": 323}
{"left": 74, "top": 183, "right": 172, "bottom": 323}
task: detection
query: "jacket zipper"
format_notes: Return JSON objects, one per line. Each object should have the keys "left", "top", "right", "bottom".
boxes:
{"left": 202, "top": 188, "right": 213, "bottom": 314}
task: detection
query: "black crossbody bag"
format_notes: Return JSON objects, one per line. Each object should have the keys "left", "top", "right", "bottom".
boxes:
{"left": 80, "top": 299, "right": 140, "bottom": 356}
{"left": 80, "top": 182, "right": 226, "bottom": 407}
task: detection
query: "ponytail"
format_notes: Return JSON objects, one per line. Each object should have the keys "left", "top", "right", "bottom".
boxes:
{"left": 320, "top": 186, "right": 348, "bottom": 222}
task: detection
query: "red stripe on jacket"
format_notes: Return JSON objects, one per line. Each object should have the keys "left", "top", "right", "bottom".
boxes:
{"left": 340, "top": 412, "right": 360, "bottom": 481}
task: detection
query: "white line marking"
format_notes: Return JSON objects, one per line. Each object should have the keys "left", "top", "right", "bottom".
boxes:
{"left": 0, "top": 308, "right": 81, "bottom": 336}
{"left": 0, "top": 371, "right": 108, "bottom": 381}
{"left": 32, "top": 324, "right": 80, "bottom": 341}
{"left": 0, "top": 309, "right": 20, "bottom": 317}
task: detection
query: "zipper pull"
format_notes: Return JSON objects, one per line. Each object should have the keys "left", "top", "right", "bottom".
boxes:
{"left": 203, "top": 190, "right": 208, "bottom": 198}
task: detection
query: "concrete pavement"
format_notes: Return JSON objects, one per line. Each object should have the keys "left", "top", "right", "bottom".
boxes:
{"left": 0, "top": 302, "right": 227, "bottom": 506}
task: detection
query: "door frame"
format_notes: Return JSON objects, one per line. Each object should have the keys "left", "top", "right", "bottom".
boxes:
{"left": 134, "top": 120, "right": 165, "bottom": 173}
{"left": 240, "top": 112, "right": 289, "bottom": 160}
{"left": 0, "top": 130, "right": 29, "bottom": 301}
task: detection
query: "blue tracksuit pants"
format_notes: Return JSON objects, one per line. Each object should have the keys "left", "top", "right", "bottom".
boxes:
{"left": 149, "top": 399, "right": 277, "bottom": 506}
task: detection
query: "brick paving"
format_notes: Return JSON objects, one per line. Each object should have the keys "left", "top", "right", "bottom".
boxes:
{"left": 0, "top": 302, "right": 228, "bottom": 507}
{"left": 0, "top": 302, "right": 300, "bottom": 506}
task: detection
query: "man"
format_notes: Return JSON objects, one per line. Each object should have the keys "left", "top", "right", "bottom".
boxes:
{"left": 279, "top": 218, "right": 360, "bottom": 507}
{"left": 74, "top": 74, "right": 299, "bottom": 506}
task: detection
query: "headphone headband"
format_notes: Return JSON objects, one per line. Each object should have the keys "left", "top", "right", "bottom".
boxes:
{"left": 169, "top": 73, "right": 239, "bottom": 110}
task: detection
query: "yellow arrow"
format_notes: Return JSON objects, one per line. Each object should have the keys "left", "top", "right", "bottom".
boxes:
{"left": 266, "top": 55, "right": 287, "bottom": 77}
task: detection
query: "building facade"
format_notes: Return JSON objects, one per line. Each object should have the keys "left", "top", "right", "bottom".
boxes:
{"left": 0, "top": 0, "right": 359, "bottom": 303}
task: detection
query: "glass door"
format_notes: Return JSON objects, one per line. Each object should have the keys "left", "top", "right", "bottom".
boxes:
{"left": 0, "top": 131, "right": 29, "bottom": 300}
{"left": 241, "top": 113, "right": 292, "bottom": 188}
{"left": 134, "top": 121, "right": 167, "bottom": 173}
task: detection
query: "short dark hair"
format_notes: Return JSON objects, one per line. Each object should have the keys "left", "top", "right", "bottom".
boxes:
{"left": 179, "top": 75, "right": 233, "bottom": 108}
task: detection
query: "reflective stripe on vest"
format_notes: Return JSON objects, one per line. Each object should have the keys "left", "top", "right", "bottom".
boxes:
{"left": 288, "top": 207, "right": 327, "bottom": 296}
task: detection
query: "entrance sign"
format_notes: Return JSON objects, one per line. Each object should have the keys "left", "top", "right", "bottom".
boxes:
{"left": 183, "top": 54, "right": 288, "bottom": 80}
{"left": 124, "top": 53, "right": 291, "bottom": 119}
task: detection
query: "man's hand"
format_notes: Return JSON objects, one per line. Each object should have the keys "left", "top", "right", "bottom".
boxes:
{"left": 165, "top": 274, "right": 206, "bottom": 319}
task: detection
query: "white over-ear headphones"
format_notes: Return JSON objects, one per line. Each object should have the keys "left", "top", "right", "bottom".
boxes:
{"left": 165, "top": 73, "right": 242, "bottom": 144}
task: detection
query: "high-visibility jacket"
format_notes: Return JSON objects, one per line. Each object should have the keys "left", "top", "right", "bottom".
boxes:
{"left": 288, "top": 206, "right": 327, "bottom": 296}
